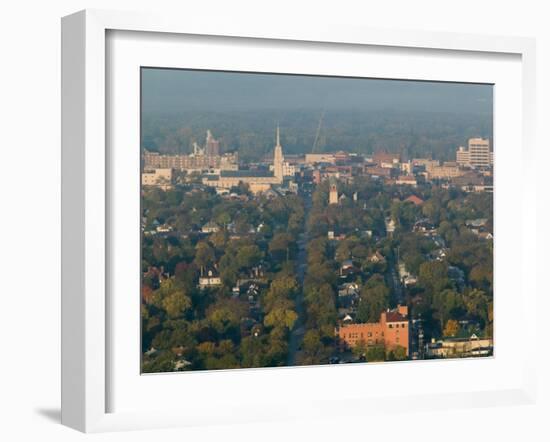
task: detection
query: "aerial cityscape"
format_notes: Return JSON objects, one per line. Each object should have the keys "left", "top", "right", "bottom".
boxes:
{"left": 140, "top": 68, "right": 493, "bottom": 373}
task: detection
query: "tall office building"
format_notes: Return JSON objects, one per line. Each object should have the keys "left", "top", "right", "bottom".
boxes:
{"left": 205, "top": 129, "right": 220, "bottom": 156}
{"left": 455, "top": 138, "right": 492, "bottom": 168}
{"left": 468, "top": 138, "right": 491, "bottom": 168}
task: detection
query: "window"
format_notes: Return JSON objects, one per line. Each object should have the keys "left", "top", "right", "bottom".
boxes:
{"left": 388, "top": 324, "right": 393, "bottom": 328}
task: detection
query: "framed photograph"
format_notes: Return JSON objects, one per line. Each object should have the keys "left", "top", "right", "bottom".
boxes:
{"left": 61, "top": 9, "right": 538, "bottom": 432}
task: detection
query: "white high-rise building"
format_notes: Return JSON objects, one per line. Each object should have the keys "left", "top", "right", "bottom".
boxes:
{"left": 468, "top": 138, "right": 491, "bottom": 168}
{"left": 455, "top": 138, "right": 492, "bottom": 168}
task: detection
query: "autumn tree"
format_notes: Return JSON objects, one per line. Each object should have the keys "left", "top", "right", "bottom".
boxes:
{"left": 151, "top": 278, "right": 192, "bottom": 319}
{"left": 443, "top": 319, "right": 459, "bottom": 337}
{"left": 264, "top": 307, "right": 298, "bottom": 330}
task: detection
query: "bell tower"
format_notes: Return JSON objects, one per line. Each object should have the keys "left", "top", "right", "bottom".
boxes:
{"left": 329, "top": 181, "right": 338, "bottom": 205}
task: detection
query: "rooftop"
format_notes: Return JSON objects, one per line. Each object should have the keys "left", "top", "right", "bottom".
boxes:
{"left": 385, "top": 311, "right": 408, "bottom": 322}
{"left": 220, "top": 170, "right": 274, "bottom": 178}
{"left": 405, "top": 195, "right": 424, "bottom": 205}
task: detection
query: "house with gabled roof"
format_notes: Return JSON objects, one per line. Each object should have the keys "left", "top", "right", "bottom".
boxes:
{"left": 201, "top": 221, "right": 220, "bottom": 233}
{"left": 404, "top": 194, "right": 424, "bottom": 206}
{"left": 367, "top": 251, "right": 386, "bottom": 264}
{"left": 198, "top": 268, "right": 222, "bottom": 289}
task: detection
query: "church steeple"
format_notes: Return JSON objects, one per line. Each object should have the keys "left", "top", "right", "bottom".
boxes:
{"left": 273, "top": 125, "right": 284, "bottom": 183}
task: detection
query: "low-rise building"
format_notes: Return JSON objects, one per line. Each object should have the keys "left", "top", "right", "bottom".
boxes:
{"left": 412, "top": 158, "right": 439, "bottom": 169}
{"left": 202, "top": 127, "right": 288, "bottom": 194}
{"left": 395, "top": 175, "right": 418, "bottom": 186}
{"left": 456, "top": 146, "right": 470, "bottom": 166}
{"left": 425, "top": 163, "right": 465, "bottom": 180}
{"left": 425, "top": 335, "right": 493, "bottom": 358}
{"left": 305, "top": 153, "right": 336, "bottom": 164}
{"left": 141, "top": 168, "right": 174, "bottom": 190}
{"left": 364, "top": 165, "right": 393, "bottom": 178}
{"left": 372, "top": 151, "right": 401, "bottom": 167}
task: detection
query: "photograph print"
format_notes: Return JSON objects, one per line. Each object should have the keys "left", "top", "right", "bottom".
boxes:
{"left": 140, "top": 68, "right": 494, "bottom": 373}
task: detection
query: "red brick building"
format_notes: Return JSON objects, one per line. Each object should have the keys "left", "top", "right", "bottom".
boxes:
{"left": 337, "top": 305, "right": 409, "bottom": 356}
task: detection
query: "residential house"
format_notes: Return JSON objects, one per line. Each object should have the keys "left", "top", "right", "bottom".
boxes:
{"left": 404, "top": 195, "right": 424, "bottom": 206}
{"left": 201, "top": 221, "right": 220, "bottom": 233}
{"left": 367, "top": 251, "right": 386, "bottom": 264}
{"left": 198, "top": 268, "right": 222, "bottom": 289}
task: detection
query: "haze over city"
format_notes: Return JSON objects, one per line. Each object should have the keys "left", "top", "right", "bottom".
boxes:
{"left": 142, "top": 68, "right": 493, "bottom": 115}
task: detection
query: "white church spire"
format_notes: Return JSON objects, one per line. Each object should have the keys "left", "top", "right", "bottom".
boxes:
{"left": 273, "top": 125, "right": 284, "bottom": 183}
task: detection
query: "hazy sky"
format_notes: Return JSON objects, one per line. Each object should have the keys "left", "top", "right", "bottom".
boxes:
{"left": 141, "top": 68, "right": 493, "bottom": 115}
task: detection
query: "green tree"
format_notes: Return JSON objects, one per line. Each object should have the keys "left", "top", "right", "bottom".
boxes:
{"left": 162, "top": 290, "right": 192, "bottom": 318}
{"left": 300, "top": 329, "right": 330, "bottom": 364}
{"left": 356, "top": 275, "right": 390, "bottom": 323}
{"left": 195, "top": 241, "right": 215, "bottom": 271}
{"left": 264, "top": 307, "right": 298, "bottom": 330}
{"left": 433, "top": 288, "right": 464, "bottom": 326}
{"left": 388, "top": 345, "right": 407, "bottom": 361}
{"left": 152, "top": 278, "right": 192, "bottom": 318}
{"left": 463, "top": 288, "right": 489, "bottom": 322}
{"left": 268, "top": 232, "right": 294, "bottom": 261}
{"left": 236, "top": 244, "right": 263, "bottom": 269}
{"left": 366, "top": 346, "right": 386, "bottom": 362}
{"left": 419, "top": 261, "right": 451, "bottom": 295}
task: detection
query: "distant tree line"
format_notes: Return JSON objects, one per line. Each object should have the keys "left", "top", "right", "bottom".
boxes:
{"left": 141, "top": 109, "right": 493, "bottom": 162}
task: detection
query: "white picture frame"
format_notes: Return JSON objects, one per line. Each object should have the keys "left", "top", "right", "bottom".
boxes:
{"left": 61, "top": 9, "right": 538, "bottom": 433}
